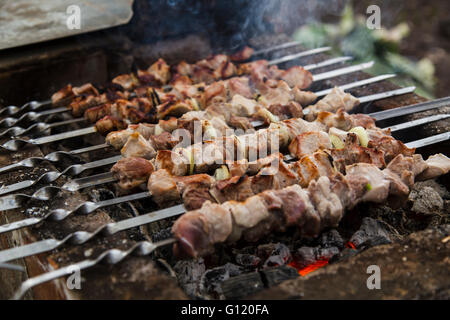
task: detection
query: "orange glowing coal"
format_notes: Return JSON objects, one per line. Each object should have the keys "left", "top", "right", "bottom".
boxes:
{"left": 288, "top": 259, "right": 329, "bottom": 276}
{"left": 346, "top": 241, "right": 357, "bottom": 250}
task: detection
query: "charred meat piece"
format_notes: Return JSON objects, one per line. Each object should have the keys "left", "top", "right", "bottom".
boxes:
{"left": 111, "top": 157, "right": 155, "bottom": 190}
{"left": 95, "top": 116, "right": 128, "bottom": 135}
{"left": 51, "top": 84, "right": 75, "bottom": 105}
{"left": 230, "top": 46, "right": 254, "bottom": 62}
{"left": 137, "top": 58, "right": 171, "bottom": 85}
{"left": 51, "top": 83, "right": 99, "bottom": 105}
{"left": 268, "top": 101, "right": 303, "bottom": 120}
{"left": 149, "top": 131, "right": 178, "bottom": 151}
{"left": 70, "top": 94, "right": 108, "bottom": 117}
{"left": 418, "top": 154, "right": 450, "bottom": 181}
{"left": 331, "top": 140, "right": 386, "bottom": 173}
{"left": 112, "top": 73, "right": 140, "bottom": 91}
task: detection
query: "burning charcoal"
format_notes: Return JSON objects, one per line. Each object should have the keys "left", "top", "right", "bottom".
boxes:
{"left": 262, "top": 265, "right": 299, "bottom": 288}
{"left": 152, "top": 226, "right": 173, "bottom": 242}
{"left": 318, "top": 247, "right": 340, "bottom": 260}
{"left": 349, "top": 217, "right": 398, "bottom": 250}
{"left": 292, "top": 247, "right": 318, "bottom": 269}
{"left": 220, "top": 272, "right": 264, "bottom": 300}
{"left": 235, "top": 253, "right": 262, "bottom": 269}
{"left": 413, "top": 180, "right": 449, "bottom": 199}
{"left": 318, "top": 229, "right": 345, "bottom": 249}
{"left": 173, "top": 258, "right": 205, "bottom": 298}
{"left": 409, "top": 186, "right": 444, "bottom": 216}
{"left": 198, "top": 263, "right": 243, "bottom": 299}
{"left": 292, "top": 246, "right": 340, "bottom": 270}
{"left": 330, "top": 247, "right": 359, "bottom": 263}
{"left": 256, "top": 243, "right": 292, "bottom": 268}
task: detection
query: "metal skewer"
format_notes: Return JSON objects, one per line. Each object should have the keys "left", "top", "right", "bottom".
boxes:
{"left": 252, "top": 40, "right": 303, "bottom": 56}
{"left": 0, "top": 41, "right": 306, "bottom": 118}
{"left": 0, "top": 47, "right": 333, "bottom": 129}
{"left": 0, "top": 107, "right": 68, "bottom": 129}
{"left": 0, "top": 61, "right": 376, "bottom": 152}
{"left": 0, "top": 118, "right": 86, "bottom": 139}
{"left": 0, "top": 75, "right": 404, "bottom": 195}
{"left": 3, "top": 128, "right": 450, "bottom": 275}
{"left": 0, "top": 100, "right": 52, "bottom": 117}
{"left": 0, "top": 143, "right": 110, "bottom": 174}
{"left": 2, "top": 56, "right": 354, "bottom": 140}
{"left": 0, "top": 155, "right": 121, "bottom": 196}
{"left": 0, "top": 86, "right": 433, "bottom": 198}
{"left": 11, "top": 237, "right": 177, "bottom": 300}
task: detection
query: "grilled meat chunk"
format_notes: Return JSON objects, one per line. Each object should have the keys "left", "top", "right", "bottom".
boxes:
{"left": 105, "top": 123, "right": 156, "bottom": 149}
{"left": 267, "top": 101, "right": 303, "bottom": 120}
{"left": 305, "top": 87, "right": 360, "bottom": 121}
{"left": 111, "top": 157, "right": 155, "bottom": 190}
{"left": 95, "top": 116, "right": 128, "bottom": 135}
{"left": 418, "top": 153, "right": 450, "bottom": 180}
{"left": 280, "top": 66, "right": 313, "bottom": 89}
{"left": 137, "top": 58, "right": 171, "bottom": 85}
{"left": 51, "top": 83, "right": 99, "bottom": 105}
{"left": 121, "top": 132, "right": 156, "bottom": 159}
{"left": 288, "top": 131, "right": 332, "bottom": 159}
{"left": 70, "top": 94, "right": 109, "bottom": 117}
{"left": 230, "top": 46, "right": 254, "bottom": 61}
{"left": 112, "top": 74, "right": 139, "bottom": 91}
{"left": 148, "top": 169, "right": 215, "bottom": 210}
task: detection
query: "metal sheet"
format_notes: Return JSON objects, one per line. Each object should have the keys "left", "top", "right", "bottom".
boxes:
{"left": 0, "top": 0, "right": 134, "bottom": 50}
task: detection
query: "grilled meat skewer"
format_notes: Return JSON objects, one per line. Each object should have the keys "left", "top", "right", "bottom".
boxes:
{"left": 172, "top": 153, "right": 450, "bottom": 258}
{"left": 0, "top": 141, "right": 450, "bottom": 262}
{"left": 3, "top": 151, "right": 448, "bottom": 274}
{"left": 51, "top": 46, "right": 326, "bottom": 105}
{"left": 49, "top": 51, "right": 319, "bottom": 121}
{"left": 108, "top": 105, "right": 377, "bottom": 163}
{"left": 114, "top": 126, "right": 414, "bottom": 210}
{"left": 100, "top": 85, "right": 360, "bottom": 152}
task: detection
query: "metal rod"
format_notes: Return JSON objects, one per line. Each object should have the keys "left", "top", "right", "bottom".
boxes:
{"left": 11, "top": 238, "right": 176, "bottom": 300}
{"left": 268, "top": 47, "right": 331, "bottom": 65}
{"left": 387, "top": 114, "right": 450, "bottom": 132}
{"left": 0, "top": 143, "right": 110, "bottom": 174}
{"left": 0, "top": 100, "right": 52, "bottom": 117}
{"left": 0, "top": 118, "right": 86, "bottom": 139}
{"left": 0, "top": 191, "right": 151, "bottom": 235}
{"left": 0, "top": 126, "right": 97, "bottom": 152}
{"left": 314, "top": 74, "right": 396, "bottom": 97}
{"left": 312, "top": 61, "right": 374, "bottom": 82}
{"left": 405, "top": 132, "right": 450, "bottom": 149}
{"left": 0, "top": 155, "right": 121, "bottom": 196}
{"left": 358, "top": 86, "right": 416, "bottom": 104}
{"left": 0, "top": 107, "right": 69, "bottom": 129}
{"left": 0, "top": 205, "right": 185, "bottom": 264}
{"left": 252, "top": 41, "right": 303, "bottom": 56}
{"left": 370, "top": 96, "right": 450, "bottom": 121}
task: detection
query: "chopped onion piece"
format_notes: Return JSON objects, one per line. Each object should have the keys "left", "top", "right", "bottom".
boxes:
{"left": 329, "top": 134, "right": 345, "bottom": 149}
{"left": 349, "top": 126, "right": 369, "bottom": 147}
{"left": 214, "top": 165, "right": 231, "bottom": 181}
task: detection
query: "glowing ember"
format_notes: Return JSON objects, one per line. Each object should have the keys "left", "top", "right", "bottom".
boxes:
{"left": 288, "top": 259, "right": 329, "bottom": 276}
{"left": 346, "top": 242, "right": 357, "bottom": 250}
